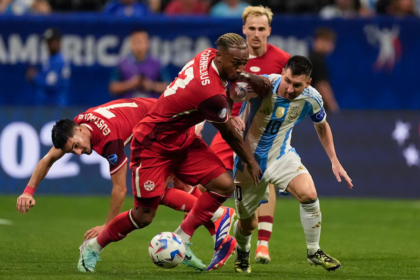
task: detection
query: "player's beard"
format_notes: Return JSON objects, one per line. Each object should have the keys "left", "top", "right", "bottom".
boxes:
{"left": 84, "top": 147, "right": 92, "bottom": 155}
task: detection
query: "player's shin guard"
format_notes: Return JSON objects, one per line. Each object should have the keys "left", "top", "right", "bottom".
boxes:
{"left": 175, "top": 191, "right": 230, "bottom": 242}
{"left": 95, "top": 210, "right": 138, "bottom": 249}
{"left": 161, "top": 187, "right": 197, "bottom": 212}
{"left": 300, "top": 198, "right": 321, "bottom": 255}
{"left": 233, "top": 220, "right": 251, "bottom": 252}
{"left": 257, "top": 216, "right": 273, "bottom": 248}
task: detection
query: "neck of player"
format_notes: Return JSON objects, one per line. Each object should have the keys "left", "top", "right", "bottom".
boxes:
{"left": 82, "top": 126, "right": 93, "bottom": 141}
{"left": 249, "top": 44, "right": 267, "bottom": 58}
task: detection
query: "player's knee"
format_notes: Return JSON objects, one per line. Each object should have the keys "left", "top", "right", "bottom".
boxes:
{"left": 132, "top": 207, "right": 156, "bottom": 228}
{"left": 300, "top": 190, "right": 318, "bottom": 204}
{"left": 208, "top": 173, "right": 235, "bottom": 196}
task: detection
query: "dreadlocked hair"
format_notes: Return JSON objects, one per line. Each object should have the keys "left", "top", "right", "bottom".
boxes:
{"left": 216, "top": 33, "right": 247, "bottom": 51}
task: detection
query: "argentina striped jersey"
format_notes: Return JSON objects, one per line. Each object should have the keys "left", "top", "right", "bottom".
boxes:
{"left": 233, "top": 74, "right": 326, "bottom": 174}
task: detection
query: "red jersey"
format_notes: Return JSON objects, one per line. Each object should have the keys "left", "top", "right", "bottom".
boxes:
{"left": 74, "top": 98, "right": 156, "bottom": 175}
{"left": 231, "top": 44, "right": 290, "bottom": 116}
{"left": 134, "top": 48, "right": 229, "bottom": 153}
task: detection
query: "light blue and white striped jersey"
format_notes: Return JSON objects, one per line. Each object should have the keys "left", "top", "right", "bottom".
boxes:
{"left": 234, "top": 74, "right": 326, "bottom": 174}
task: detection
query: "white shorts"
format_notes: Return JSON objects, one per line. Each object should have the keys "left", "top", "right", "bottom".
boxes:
{"left": 234, "top": 151, "right": 310, "bottom": 219}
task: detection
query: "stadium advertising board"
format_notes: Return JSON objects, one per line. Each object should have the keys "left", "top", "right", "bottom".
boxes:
{"left": 0, "top": 15, "right": 419, "bottom": 109}
{"left": 0, "top": 108, "right": 419, "bottom": 197}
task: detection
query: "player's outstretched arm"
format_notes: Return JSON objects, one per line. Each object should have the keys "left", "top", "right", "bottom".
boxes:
{"left": 84, "top": 163, "right": 127, "bottom": 240}
{"left": 16, "top": 147, "right": 65, "bottom": 214}
{"left": 238, "top": 71, "right": 273, "bottom": 99}
{"left": 213, "top": 120, "right": 262, "bottom": 186}
{"left": 314, "top": 121, "right": 353, "bottom": 189}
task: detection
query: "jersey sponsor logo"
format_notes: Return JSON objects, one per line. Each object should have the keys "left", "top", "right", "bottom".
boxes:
{"left": 218, "top": 108, "right": 227, "bottom": 119}
{"left": 275, "top": 107, "right": 285, "bottom": 118}
{"left": 144, "top": 180, "right": 155, "bottom": 191}
{"left": 199, "top": 50, "right": 212, "bottom": 86}
{"left": 250, "top": 66, "right": 261, "bottom": 73}
{"left": 315, "top": 108, "right": 326, "bottom": 121}
{"left": 77, "top": 113, "right": 111, "bottom": 136}
{"left": 288, "top": 106, "right": 300, "bottom": 120}
{"left": 108, "top": 154, "right": 118, "bottom": 165}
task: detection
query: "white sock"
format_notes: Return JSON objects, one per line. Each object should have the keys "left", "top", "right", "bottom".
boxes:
{"left": 233, "top": 220, "right": 251, "bottom": 252}
{"left": 300, "top": 198, "right": 321, "bottom": 255}
{"left": 88, "top": 237, "right": 103, "bottom": 253}
{"left": 257, "top": 240, "right": 269, "bottom": 248}
{"left": 211, "top": 207, "right": 224, "bottom": 223}
{"left": 174, "top": 226, "right": 191, "bottom": 243}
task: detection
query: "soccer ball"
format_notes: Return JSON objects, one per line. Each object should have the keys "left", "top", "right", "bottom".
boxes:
{"left": 148, "top": 232, "right": 186, "bottom": 269}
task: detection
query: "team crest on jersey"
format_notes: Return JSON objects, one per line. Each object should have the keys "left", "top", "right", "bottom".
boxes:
{"left": 108, "top": 154, "right": 118, "bottom": 165}
{"left": 250, "top": 66, "right": 261, "bottom": 73}
{"left": 275, "top": 107, "right": 285, "bottom": 118}
{"left": 288, "top": 106, "right": 300, "bottom": 120}
{"left": 218, "top": 108, "right": 227, "bottom": 119}
{"left": 144, "top": 180, "right": 155, "bottom": 191}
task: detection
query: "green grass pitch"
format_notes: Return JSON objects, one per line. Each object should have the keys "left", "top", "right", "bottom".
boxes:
{"left": 1, "top": 196, "right": 420, "bottom": 279}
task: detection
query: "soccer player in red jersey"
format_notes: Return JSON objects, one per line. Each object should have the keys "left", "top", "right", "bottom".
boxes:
{"left": 196, "top": 6, "right": 291, "bottom": 265}
{"left": 79, "top": 33, "right": 272, "bottom": 272}
{"left": 16, "top": 98, "right": 233, "bottom": 248}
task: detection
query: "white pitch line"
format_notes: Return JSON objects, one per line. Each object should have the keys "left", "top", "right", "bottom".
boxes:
{"left": 0, "top": 219, "right": 13, "bottom": 225}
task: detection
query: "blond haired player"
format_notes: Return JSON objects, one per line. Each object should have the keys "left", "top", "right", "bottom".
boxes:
{"left": 196, "top": 5, "right": 290, "bottom": 264}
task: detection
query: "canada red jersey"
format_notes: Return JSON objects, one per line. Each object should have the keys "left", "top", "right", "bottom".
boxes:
{"left": 231, "top": 44, "right": 290, "bottom": 116}
{"left": 134, "top": 48, "right": 229, "bottom": 153}
{"left": 74, "top": 98, "right": 156, "bottom": 175}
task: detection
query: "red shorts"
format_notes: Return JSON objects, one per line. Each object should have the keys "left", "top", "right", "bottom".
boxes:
{"left": 130, "top": 136, "right": 226, "bottom": 203}
{"left": 210, "top": 132, "right": 234, "bottom": 171}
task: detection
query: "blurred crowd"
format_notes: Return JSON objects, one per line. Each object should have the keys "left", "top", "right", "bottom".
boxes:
{"left": 0, "top": 0, "right": 419, "bottom": 17}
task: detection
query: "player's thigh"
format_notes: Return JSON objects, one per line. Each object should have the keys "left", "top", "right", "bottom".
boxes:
{"left": 130, "top": 142, "right": 172, "bottom": 199}
{"left": 267, "top": 151, "right": 310, "bottom": 194}
{"left": 174, "top": 138, "right": 229, "bottom": 191}
{"left": 234, "top": 169, "right": 269, "bottom": 220}
{"left": 257, "top": 184, "right": 277, "bottom": 217}
{"left": 286, "top": 173, "right": 317, "bottom": 203}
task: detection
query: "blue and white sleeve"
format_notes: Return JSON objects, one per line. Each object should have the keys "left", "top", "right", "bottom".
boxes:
{"left": 308, "top": 87, "right": 327, "bottom": 123}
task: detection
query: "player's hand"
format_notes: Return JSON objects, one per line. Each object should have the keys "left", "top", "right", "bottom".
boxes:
{"left": 246, "top": 160, "right": 262, "bottom": 186}
{"left": 231, "top": 116, "right": 245, "bottom": 132}
{"left": 238, "top": 72, "right": 273, "bottom": 99}
{"left": 84, "top": 225, "right": 106, "bottom": 241}
{"left": 332, "top": 162, "right": 353, "bottom": 189}
{"left": 16, "top": 193, "right": 36, "bottom": 214}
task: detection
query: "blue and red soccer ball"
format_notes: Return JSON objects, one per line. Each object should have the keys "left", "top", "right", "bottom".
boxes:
{"left": 149, "top": 232, "right": 186, "bottom": 269}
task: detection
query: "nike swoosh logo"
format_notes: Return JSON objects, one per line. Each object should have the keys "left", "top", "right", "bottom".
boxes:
{"left": 185, "top": 255, "right": 192, "bottom": 261}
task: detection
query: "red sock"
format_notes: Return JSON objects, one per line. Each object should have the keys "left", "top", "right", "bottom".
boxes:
{"left": 97, "top": 210, "right": 138, "bottom": 248}
{"left": 258, "top": 216, "right": 274, "bottom": 243}
{"left": 180, "top": 191, "right": 229, "bottom": 237}
{"left": 190, "top": 186, "right": 202, "bottom": 198}
{"left": 161, "top": 187, "right": 197, "bottom": 212}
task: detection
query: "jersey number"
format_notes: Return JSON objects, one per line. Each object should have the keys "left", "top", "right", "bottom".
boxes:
{"left": 235, "top": 186, "right": 242, "bottom": 202}
{"left": 94, "top": 102, "right": 138, "bottom": 119}
{"left": 265, "top": 120, "right": 282, "bottom": 135}
{"left": 164, "top": 60, "right": 194, "bottom": 97}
